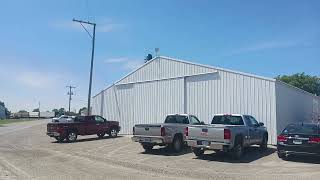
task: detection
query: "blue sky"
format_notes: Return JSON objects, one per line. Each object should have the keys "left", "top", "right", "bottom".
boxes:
{"left": 0, "top": 0, "right": 319, "bottom": 112}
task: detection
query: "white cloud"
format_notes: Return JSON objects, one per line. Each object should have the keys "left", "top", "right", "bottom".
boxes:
{"left": 98, "top": 23, "right": 125, "bottom": 33}
{"left": 226, "top": 40, "right": 308, "bottom": 56}
{"left": 124, "top": 60, "right": 144, "bottom": 70}
{"left": 104, "top": 57, "right": 128, "bottom": 63}
{"left": 50, "top": 19, "right": 125, "bottom": 33}
{"left": 234, "top": 41, "right": 299, "bottom": 53}
{"left": 103, "top": 57, "right": 143, "bottom": 70}
{"left": 0, "top": 63, "right": 86, "bottom": 112}
{"left": 50, "top": 20, "right": 91, "bottom": 31}
{"left": 17, "top": 71, "right": 62, "bottom": 88}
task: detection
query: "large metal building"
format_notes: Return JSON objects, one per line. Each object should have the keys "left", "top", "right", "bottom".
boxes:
{"left": 92, "top": 56, "right": 320, "bottom": 144}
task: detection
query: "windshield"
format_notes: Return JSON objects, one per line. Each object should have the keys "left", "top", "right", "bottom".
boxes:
{"left": 164, "top": 115, "right": 189, "bottom": 124}
{"left": 283, "top": 124, "right": 319, "bottom": 135}
{"left": 211, "top": 115, "right": 244, "bottom": 125}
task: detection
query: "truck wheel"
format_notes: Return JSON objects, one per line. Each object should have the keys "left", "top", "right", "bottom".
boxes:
{"left": 142, "top": 144, "right": 153, "bottom": 151}
{"left": 55, "top": 136, "right": 65, "bottom": 143}
{"left": 172, "top": 136, "right": 183, "bottom": 152}
{"left": 277, "top": 152, "right": 287, "bottom": 160}
{"left": 109, "top": 128, "right": 118, "bottom": 138}
{"left": 66, "top": 131, "right": 78, "bottom": 143}
{"left": 193, "top": 148, "right": 204, "bottom": 157}
{"left": 97, "top": 132, "right": 105, "bottom": 138}
{"left": 259, "top": 135, "right": 268, "bottom": 151}
{"left": 230, "top": 138, "right": 243, "bottom": 160}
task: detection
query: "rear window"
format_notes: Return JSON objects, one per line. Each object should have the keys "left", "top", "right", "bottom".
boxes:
{"left": 164, "top": 115, "right": 189, "bottom": 124}
{"left": 283, "top": 124, "right": 319, "bottom": 135}
{"left": 74, "top": 116, "right": 85, "bottom": 122}
{"left": 211, "top": 115, "right": 244, "bottom": 125}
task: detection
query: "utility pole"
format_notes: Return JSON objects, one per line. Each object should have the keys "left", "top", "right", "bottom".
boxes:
{"left": 73, "top": 18, "right": 96, "bottom": 115}
{"left": 38, "top": 101, "right": 40, "bottom": 120}
{"left": 66, "top": 85, "right": 76, "bottom": 113}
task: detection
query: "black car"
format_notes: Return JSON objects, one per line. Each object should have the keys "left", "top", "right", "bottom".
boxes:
{"left": 277, "top": 123, "right": 320, "bottom": 159}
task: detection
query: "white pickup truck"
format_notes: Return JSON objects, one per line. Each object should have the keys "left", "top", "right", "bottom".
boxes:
{"left": 186, "top": 114, "right": 268, "bottom": 159}
{"left": 132, "top": 114, "right": 203, "bottom": 152}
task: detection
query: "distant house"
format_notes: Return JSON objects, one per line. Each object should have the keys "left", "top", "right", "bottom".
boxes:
{"left": 0, "top": 105, "right": 6, "bottom": 119}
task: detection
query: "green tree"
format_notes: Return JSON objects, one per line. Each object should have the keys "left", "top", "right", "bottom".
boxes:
{"left": 0, "top": 101, "right": 10, "bottom": 118}
{"left": 144, "top": 54, "right": 153, "bottom": 63}
{"left": 78, "top": 107, "right": 87, "bottom": 115}
{"left": 52, "top": 109, "right": 59, "bottom": 117}
{"left": 276, "top": 73, "right": 320, "bottom": 95}
{"left": 32, "top": 108, "right": 40, "bottom": 112}
{"left": 58, "top": 108, "right": 65, "bottom": 116}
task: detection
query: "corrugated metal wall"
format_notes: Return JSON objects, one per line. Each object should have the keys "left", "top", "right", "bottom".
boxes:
{"left": 276, "top": 82, "right": 320, "bottom": 136}
{"left": 186, "top": 70, "right": 277, "bottom": 144}
{"left": 118, "top": 57, "right": 216, "bottom": 84}
{"left": 91, "top": 93, "right": 102, "bottom": 116}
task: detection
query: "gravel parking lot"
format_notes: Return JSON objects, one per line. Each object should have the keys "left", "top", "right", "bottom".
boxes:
{"left": 1, "top": 120, "right": 320, "bottom": 180}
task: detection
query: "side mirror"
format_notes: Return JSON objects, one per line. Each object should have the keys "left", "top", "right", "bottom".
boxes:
{"left": 258, "top": 122, "right": 264, "bottom": 127}
{"left": 200, "top": 121, "right": 205, "bottom": 125}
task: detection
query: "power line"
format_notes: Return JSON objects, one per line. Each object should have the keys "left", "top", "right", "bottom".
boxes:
{"left": 66, "top": 85, "right": 76, "bottom": 112}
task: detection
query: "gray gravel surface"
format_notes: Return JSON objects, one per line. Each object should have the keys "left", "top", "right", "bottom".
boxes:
{"left": 1, "top": 120, "right": 320, "bottom": 180}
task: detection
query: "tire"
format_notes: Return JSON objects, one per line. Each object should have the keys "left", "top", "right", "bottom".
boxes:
{"left": 97, "top": 132, "right": 105, "bottom": 138}
{"left": 172, "top": 136, "right": 183, "bottom": 152}
{"left": 230, "top": 138, "right": 243, "bottom": 160}
{"left": 142, "top": 144, "right": 154, "bottom": 151}
{"left": 108, "top": 128, "right": 118, "bottom": 138}
{"left": 259, "top": 135, "right": 268, "bottom": 151}
{"left": 66, "top": 131, "right": 78, "bottom": 143}
{"left": 277, "top": 152, "right": 288, "bottom": 160}
{"left": 193, "top": 148, "right": 204, "bottom": 157}
{"left": 55, "top": 136, "right": 65, "bottom": 143}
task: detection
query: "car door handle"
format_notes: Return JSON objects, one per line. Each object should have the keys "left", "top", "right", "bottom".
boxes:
{"left": 96, "top": 124, "right": 100, "bottom": 125}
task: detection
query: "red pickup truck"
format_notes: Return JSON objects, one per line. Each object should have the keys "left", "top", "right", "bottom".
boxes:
{"left": 46, "top": 115, "right": 121, "bottom": 143}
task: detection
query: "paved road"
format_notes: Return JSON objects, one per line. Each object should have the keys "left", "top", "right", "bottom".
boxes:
{"left": 1, "top": 121, "right": 320, "bottom": 180}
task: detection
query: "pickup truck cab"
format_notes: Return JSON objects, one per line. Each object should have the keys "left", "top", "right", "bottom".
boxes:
{"left": 132, "top": 114, "right": 203, "bottom": 152}
{"left": 186, "top": 114, "right": 268, "bottom": 159}
{"left": 47, "top": 115, "right": 121, "bottom": 143}
{"left": 52, "top": 115, "right": 75, "bottom": 123}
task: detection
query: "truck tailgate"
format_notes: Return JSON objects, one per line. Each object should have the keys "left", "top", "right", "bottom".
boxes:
{"left": 134, "top": 124, "right": 162, "bottom": 137}
{"left": 188, "top": 125, "right": 227, "bottom": 142}
{"left": 47, "top": 123, "right": 58, "bottom": 132}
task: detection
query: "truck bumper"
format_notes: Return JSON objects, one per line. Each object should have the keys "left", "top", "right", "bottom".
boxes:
{"left": 131, "top": 136, "right": 164, "bottom": 144}
{"left": 186, "top": 139, "right": 230, "bottom": 150}
{"left": 46, "top": 132, "right": 61, "bottom": 137}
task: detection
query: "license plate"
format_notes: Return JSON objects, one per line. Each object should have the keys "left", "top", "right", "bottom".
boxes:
{"left": 202, "top": 141, "right": 210, "bottom": 146}
{"left": 142, "top": 138, "right": 151, "bottom": 142}
{"left": 293, "top": 140, "right": 302, "bottom": 145}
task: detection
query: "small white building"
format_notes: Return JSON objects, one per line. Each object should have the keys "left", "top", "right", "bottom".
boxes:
{"left": 92, "top": 56, "right": 320, "bottom": 144}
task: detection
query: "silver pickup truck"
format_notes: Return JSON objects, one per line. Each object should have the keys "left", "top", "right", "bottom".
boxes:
{"left": 132, "top": 114, "right": 203, "bottom": 152}
{"left": 186, "top": 114, "right": 268, "bottom": 159}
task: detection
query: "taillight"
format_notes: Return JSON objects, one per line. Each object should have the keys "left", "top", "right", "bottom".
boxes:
{"left": 160, "top": 127, "right": 165, "bottom": 136}
{"left": 224, "top": 129, "right": 231, "bottom": 140}
{"left": 185, "top": 127, "right": 188, "bottom": 137}
{"left": 308, "top": 137, "right": 320, "bottom": 144}
{"left": 277, "top": 135, "right": 287, "bottom": 142}
{"left": 56, "top": 125, "right": 64, "bottom": 132}
{"left": 133, "top": 127, "right": 135, "bottom": 135}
